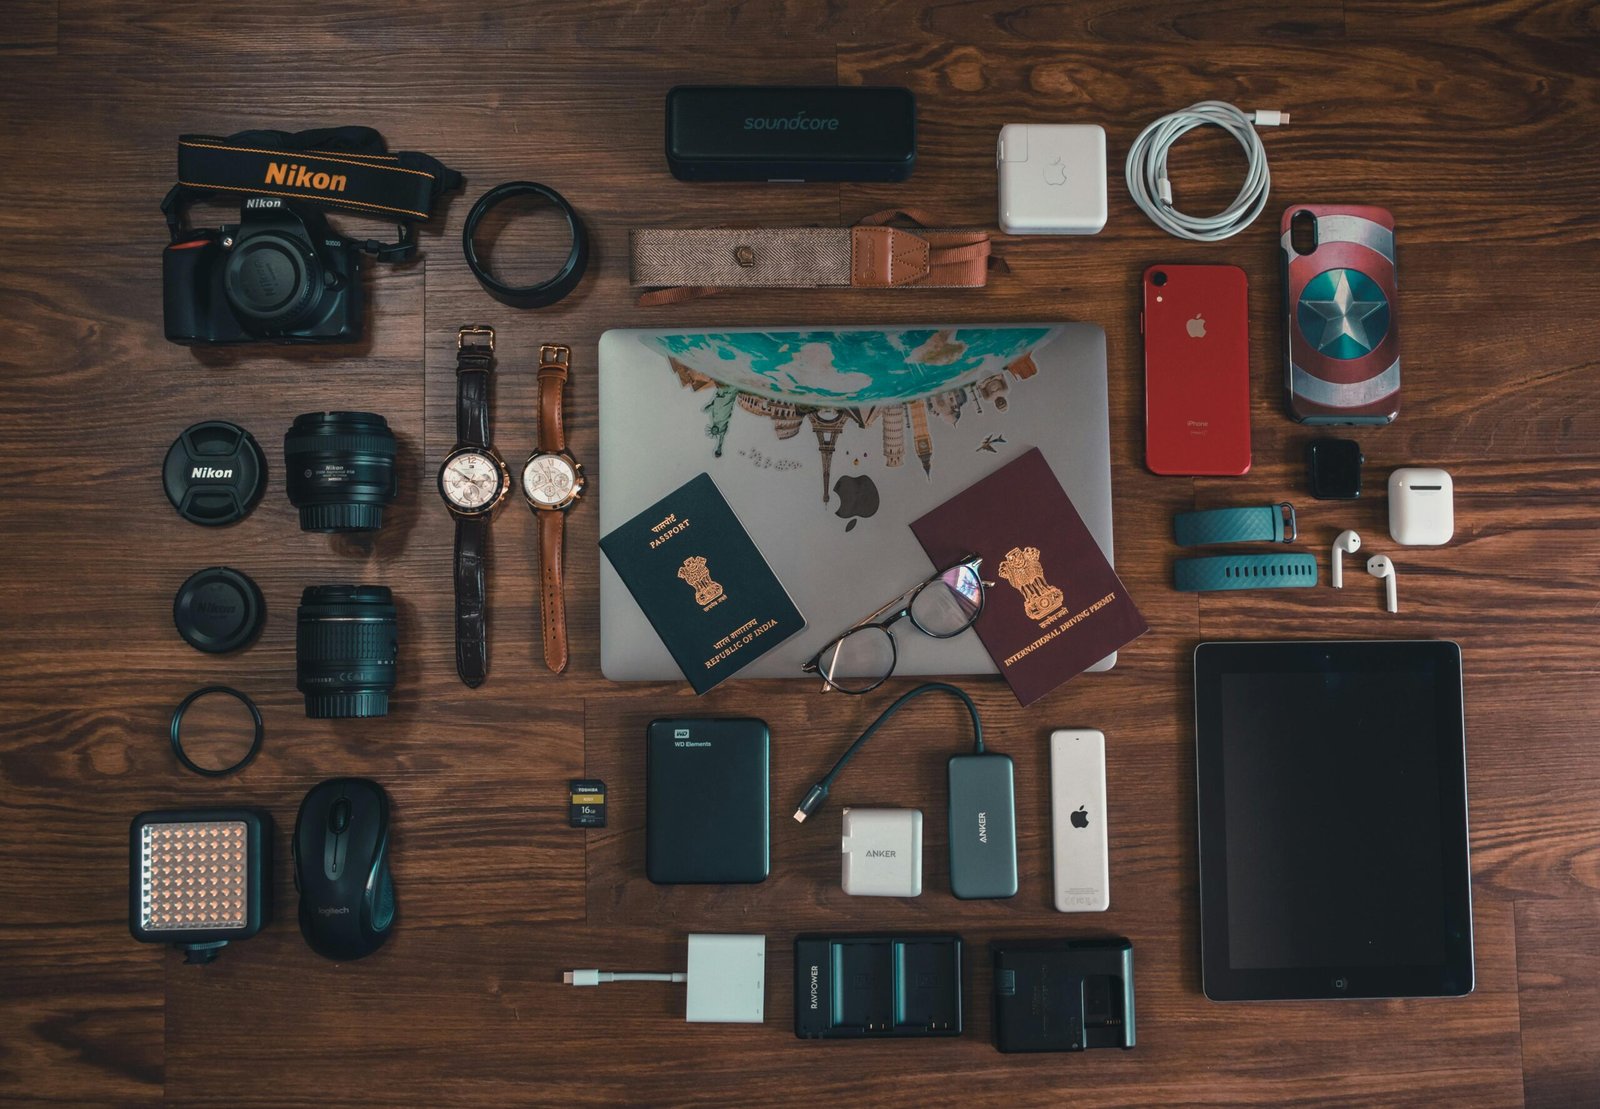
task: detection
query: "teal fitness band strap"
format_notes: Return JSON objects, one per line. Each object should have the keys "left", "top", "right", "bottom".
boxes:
{"left": 1173, "top": 553, "right": 1318, "bottom": 592}
{"left": 1173, "top": 503, "right": 1297, "bottom": 548}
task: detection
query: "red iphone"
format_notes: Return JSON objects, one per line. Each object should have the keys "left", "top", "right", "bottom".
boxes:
{"left": 1142, "top": 264, "right": 1251, "bottom": 475}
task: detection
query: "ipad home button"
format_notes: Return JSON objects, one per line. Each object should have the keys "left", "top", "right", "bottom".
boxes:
{"left": 1332, "top": 975, "right": 1350, "bottom": 992}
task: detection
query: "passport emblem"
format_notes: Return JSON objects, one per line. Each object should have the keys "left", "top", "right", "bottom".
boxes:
{"left": 677, "top": 555, "right": 726, "bottom": 609}
{"left": 998, "top": 545, "right": 1064, "bottom": 624}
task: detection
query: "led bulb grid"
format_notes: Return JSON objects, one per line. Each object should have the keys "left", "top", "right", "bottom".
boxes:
{"left": 139, "top": 820, "right": 249, "bottom": 931}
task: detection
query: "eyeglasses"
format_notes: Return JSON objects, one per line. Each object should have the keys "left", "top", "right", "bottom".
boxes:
{"left": 802, "top": 556, "right": 987, "bottom": 693}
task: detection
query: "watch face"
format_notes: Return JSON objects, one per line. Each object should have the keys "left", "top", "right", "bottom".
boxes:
{"left": 523, "top": 453, "right": 579, "bottom": 508}
{"left": 441, "top": 450, "right": 505, "bottom": 511}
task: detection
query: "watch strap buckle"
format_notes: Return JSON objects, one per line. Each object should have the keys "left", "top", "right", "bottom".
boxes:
{"left": 1278, "top": 502, "right": 1298, "bottom": 543}
{"left": 458, "top": 325, "right": 495, "bottom": 353}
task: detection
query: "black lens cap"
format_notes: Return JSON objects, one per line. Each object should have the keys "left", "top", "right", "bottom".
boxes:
{"left": 164, "top": 420, "right": 267, "bottom": 526}
{"left": 174, "top": 566, "right": 265, "bottom": 653}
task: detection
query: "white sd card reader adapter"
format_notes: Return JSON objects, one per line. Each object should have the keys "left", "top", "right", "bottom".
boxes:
{"left": 563, "top": 933, "right": 765, "bottom": 1024}
{"left": 794, "top": 682, "right": 1017, "bottom": 900}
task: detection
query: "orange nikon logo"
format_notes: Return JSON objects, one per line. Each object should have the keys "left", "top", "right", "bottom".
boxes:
{"left": 999, "top": 545, "right": 1064, "bottom": 623}
{"left": 264, "top": 161, "right": 347, "bottom": 192}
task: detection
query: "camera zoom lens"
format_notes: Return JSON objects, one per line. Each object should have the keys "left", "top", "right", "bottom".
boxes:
{"left": 284, "top": 412, "right": 399, "bottom": 532}
{"left": 296, "top": 584, "right": 398, "bottom": 719}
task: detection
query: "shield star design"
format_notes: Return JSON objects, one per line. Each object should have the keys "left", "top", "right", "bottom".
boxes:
{"left": 1297, "top": 268, "right": 1390, "bottom": 360}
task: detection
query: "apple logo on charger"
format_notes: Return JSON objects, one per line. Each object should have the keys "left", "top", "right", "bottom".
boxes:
{"left": 1042, "top": 156, "right": 1067, "bottom": 186}
{"left": 1186, "top": 314, "right": 1207, "bottom": 339}
{"left": 1070, "top": 805, "right": 1090, "bottom": 829}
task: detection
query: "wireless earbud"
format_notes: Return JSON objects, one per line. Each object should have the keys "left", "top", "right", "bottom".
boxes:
{"left": 1366, "top": 554, "right": 1398, "bottom": 613}
{"left": 1331, "top": 530, "right": 1362, "bottom": 588}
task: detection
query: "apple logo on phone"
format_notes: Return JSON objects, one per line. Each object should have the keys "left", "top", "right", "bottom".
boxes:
{"left": 1070, "top": 805, "right": 1090, "bottom": 828}
{"left": 1042, "top": 157, "right": 1067, "bottom": 186}
{"left": 1187, "top": 314, "right": 1207, "bottom": 339}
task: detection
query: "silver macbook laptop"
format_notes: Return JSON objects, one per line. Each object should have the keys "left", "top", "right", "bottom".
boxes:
{"left": 598, "top": 323, "right": 1116, "bottom": 681}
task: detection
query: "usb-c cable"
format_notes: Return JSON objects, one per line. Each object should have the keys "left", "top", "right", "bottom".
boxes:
{"left": 1125, "top": 100, "right": 1290, "bottom": 241}
{"left": 793, "top": 681, "right": 983, "bottom": 823}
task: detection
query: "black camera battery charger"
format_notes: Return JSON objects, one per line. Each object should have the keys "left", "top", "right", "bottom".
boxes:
{"left": 991, "top": 938, "right": 1136, "bottom": 1053}
{"left": 794, "top": 934, "right": 963, "bottom": 1039}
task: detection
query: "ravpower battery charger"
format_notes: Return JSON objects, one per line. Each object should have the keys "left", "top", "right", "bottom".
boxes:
{"left": 997, "top": 124, "right": 1108, "bottom": 235}
{"left": 794, "top": 934, "right": 963, "bottom": 1038}
{"left": 1050, "top": 729, "right": 1109, "bottom": 912}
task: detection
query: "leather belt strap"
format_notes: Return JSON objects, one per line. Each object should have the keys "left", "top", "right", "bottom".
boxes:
{"left": 454, "top": 516, "right": 489, "bottom": 686}
{"left": 538, "top": 347, "right": 569, "bottom": 453}
{"left": 630, "top": 209, "right": 992, "bottom": 300}
{"left": 456, "top": 329, "right": 494, "bottom": 448}
{"left": 540, "top": 510, "right": 568, "bottom": 673}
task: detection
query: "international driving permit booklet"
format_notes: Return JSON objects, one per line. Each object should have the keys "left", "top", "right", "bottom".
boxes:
{"left": 910, "top": 448, "right": 1147, "bottom": 705}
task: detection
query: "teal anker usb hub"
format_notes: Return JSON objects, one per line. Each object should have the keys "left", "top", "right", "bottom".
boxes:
{"left": 948, "top": 752, "right": 1018, "bottom": 899}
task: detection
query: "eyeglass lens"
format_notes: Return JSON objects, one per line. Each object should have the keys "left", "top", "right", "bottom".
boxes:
{"left": 817, "top": 625, "right": 896, "bottom": 693}
{"left": 909, "top": 562, "right": 984, "bottom": 637}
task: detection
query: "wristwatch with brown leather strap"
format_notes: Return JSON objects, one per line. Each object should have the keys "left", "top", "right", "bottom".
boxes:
{"left": 437, "top": 325, "right": 511, "bottom": 688}
{"left": 519, "top": 343, "right": 585, "bottom": 673}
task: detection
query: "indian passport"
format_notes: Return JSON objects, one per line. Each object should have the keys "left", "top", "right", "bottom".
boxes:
{"left": 599, "top": 472, "right": 805, "bottom": 693}
{"left": 910, "top": 448, "right": 1148, "bottom": 705}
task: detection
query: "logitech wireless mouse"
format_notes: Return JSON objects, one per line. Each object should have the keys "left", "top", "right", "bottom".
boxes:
{"left": 293, "top": 776, "right": 395, "bottom": 960}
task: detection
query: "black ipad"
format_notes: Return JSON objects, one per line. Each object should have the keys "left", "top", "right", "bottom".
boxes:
{"left": 1194, "top": 640, "right": 1473, "bottom": 1001}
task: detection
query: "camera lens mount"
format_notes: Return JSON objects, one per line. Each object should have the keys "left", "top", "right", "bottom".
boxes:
{"left": 224, "top": 230, "right": 321, "bottom": 327}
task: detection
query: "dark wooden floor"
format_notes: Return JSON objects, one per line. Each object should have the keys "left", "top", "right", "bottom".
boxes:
{"left": 2, "top": 2, "right": 1598, "bottom": 1106}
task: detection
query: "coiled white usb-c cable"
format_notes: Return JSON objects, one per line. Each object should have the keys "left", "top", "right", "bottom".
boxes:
{"left": 1124, "top": 100, "right": 1290, "bottom": 242}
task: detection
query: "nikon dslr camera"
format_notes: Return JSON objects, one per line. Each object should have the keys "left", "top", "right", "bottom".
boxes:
{"left": 163, "top": 197, "right": 362, "bottom": 345}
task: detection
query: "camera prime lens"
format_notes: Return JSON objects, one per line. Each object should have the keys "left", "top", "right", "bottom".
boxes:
{"left": 296, "top": 584, "right": 398, "bottom": 719}
{"left": 284, "top": 412, "right": 399, "bottom": 532}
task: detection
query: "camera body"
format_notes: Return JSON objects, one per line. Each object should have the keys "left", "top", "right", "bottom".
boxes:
{"left": 164, "top": 197, "right": 363, "bottom": 345}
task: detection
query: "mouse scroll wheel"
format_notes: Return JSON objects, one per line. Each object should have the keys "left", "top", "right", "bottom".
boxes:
{"left": 329, "top": 798, "right": 351, "bottom": 834}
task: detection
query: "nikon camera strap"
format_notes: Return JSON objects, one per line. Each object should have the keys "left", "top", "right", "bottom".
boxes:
{"left": 162, "top": 126, "right": 464, "bottom": 261}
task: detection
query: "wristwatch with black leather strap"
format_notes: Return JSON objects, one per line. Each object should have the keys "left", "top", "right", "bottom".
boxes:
{"left": 436, "top": 325, "right": 511, "bottom": 687}
{"left": 520, "top": 343, "right": 585, "bottom": 673}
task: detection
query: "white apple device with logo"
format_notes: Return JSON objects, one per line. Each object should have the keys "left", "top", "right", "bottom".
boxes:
{"left": 1050, "top": 728, "right": 1109, "bottom": 912}
{"left": 997, "top": 124, "right": 1108, "bottom": 235}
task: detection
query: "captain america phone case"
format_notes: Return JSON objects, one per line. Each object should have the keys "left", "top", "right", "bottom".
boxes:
{"left": 1281, "top": 205, "right": 1400, "bottom": 425}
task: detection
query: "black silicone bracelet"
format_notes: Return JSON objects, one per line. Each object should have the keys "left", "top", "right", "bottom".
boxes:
{"left": 462, "top": 181, "right": 589, "bottom": 309}
{"left": 169, "top": 685, "right": 264, "bottom": 777}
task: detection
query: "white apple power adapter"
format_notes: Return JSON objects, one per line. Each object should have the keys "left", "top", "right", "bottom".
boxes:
{"left": 997, "top": 123, "right": 1108, "bottom": 236}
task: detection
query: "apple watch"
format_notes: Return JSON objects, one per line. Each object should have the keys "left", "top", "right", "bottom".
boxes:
{"left": 437, "top": 325, "right": 511, "bottom": 687}
{"left": 1306, "top": 438, "right": 1364, "bottom": 500}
